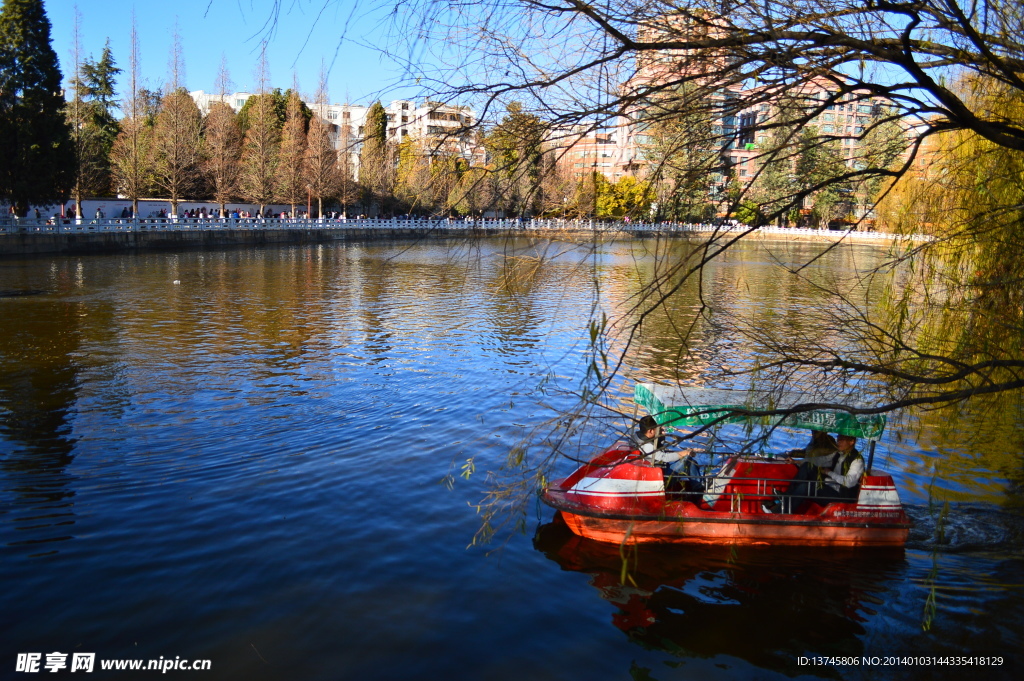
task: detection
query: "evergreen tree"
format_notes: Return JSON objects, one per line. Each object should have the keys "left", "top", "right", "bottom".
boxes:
{"left": 68, "top": 28, "right": 120, "bottom": 206}
{"left": 79, "top": 40, "right": 119, "bottom": 116}
{"left": 67, "top": 69, "right": 109, "bottom": 213}
{"left": 358, "top": 101, "right": 394, "bottom": 215}
{"left": 794, "top": 127, "right": 855, "bottom": 228}
{"left": 275, "top": 89, "right": 307, "bottom": 216}
{"left": 749, "top": 99, "right": 803, "bottom": 227}
{"left": 238, "top": 88, "right": 311, "bottom": 133}
{"left": 0, "top": 0, "right": 74, "bottom": 215}
{"left": 485, "top": 102, "right": 546, "bottom": 218}
{"left": 640, "top": 85, "right": 718, "bottom": 221}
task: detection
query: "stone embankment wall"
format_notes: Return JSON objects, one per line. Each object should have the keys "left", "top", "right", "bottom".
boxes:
{"left": 0, "top": 219, "right": 929, "bottom": 257}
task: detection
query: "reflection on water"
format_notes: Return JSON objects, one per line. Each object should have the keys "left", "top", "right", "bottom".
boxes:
{"left": 535, "top": 516, "right": 1021, "bottom": 680}
{"left": 0, "top": 239, "right": 1021, "bottom": 679}
{"left": 0, "top": 265, "right": 94, "bottom": 555}
{"left": 535, "top": 516, "right": 903, "bottom": 675}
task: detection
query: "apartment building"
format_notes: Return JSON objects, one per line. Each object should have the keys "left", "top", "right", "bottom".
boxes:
{"left": 189, "top": 91, "right": 480, "bottom": 172}
{"left": 548, "top": 10, "right": 899, "bottom": 221}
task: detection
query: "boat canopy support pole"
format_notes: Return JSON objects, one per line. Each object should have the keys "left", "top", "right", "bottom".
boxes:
{"left": 867, "top": 440, "right": 876, "bottom": 473}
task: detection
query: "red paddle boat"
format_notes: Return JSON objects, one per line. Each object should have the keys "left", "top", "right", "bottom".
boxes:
{"left": 541, "top": 383, "right": 912, "bottom": 547}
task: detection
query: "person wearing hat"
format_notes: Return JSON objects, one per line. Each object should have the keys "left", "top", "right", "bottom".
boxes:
{"left": 765, "top": 432, "right": 864, "bottom": 513}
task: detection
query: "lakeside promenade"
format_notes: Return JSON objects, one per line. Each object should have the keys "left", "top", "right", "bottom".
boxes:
{"left": 0, "top": 216, "right": 931, "bottom": 256}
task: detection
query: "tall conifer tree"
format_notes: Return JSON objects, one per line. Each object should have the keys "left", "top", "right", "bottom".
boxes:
{"left": 0, "top": 0, "right": 73, "bottom": 215}
{"left": 358, "top": 101, "right": 392, "bottom": 215}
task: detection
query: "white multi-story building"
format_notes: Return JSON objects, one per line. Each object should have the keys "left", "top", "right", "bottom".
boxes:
{"left": 189, "top": 91, "right": 480, "bottom": 173}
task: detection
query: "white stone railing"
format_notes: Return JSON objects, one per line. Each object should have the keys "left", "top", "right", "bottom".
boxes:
{"left": 0, "top": 216, "right": 933, "bottom": 241}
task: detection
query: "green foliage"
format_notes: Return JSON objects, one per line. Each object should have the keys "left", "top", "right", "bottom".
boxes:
{"left": 237, "top": 88, "right": 311, "bottom": 133}
{"left": 275, "top": 89, "right": 308, "bottom": 212}
{"left": 638, "top": 84, "right": 719, "bottom": 221}
{"left": 68, "top": 39, "right": 121, "bottom": 198}
{"left": 485, "top": 102, "right": 546, "bottom": 217}
{"left": 0, "top": 0, "right": 74, "bottom": 214}
{"left": 748, "top": 103, "right": 800, "bottom": 223}
{"left": 137, "top": 88, "right": 162, "bottom": 124}
{"left": 794, "top": 128, "right": 855, "bottom": 227}
{"left": 239, "top": 87, "right": 281, "bottom": 213}
{"left": 76, "top": 40, "right": 120, "bottom": 116}
{"left": 359, "top": 101, "right": 394, "bottom": 214}
{"left": 733, "top": 199, "right": 762, "bottom": 226}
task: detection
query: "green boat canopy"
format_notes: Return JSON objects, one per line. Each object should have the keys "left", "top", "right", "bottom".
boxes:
{"left": 634, "top": 383, "right": 887, "bottom": 441}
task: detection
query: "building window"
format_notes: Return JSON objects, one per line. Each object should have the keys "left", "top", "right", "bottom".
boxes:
{"left": 328, "top": 112, "right": 338, "bottom": 120}
{"left": 401, "top": 103, "right": 409, "bottom": 110}
{"left": 343, "top": 111, "right": 350, "bottom": 120}
{"left": 235, "top": 99, "right": 245, "bottom": 107}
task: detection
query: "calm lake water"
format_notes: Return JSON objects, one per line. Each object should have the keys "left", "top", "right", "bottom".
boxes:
{"left": 1, "top": 237, "right": 1021, "bottom": 680}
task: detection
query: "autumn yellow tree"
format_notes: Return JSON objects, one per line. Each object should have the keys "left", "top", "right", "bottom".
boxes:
{"left": 239, "top": 51, "right": 279, "bottom": 216}
{"left": 304, "top": 73, "right": 339, "bottom": 218}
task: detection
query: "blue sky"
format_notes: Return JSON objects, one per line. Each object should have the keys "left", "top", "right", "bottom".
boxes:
{"left": 47, "top": 0, "right": 424, "bottom": 106}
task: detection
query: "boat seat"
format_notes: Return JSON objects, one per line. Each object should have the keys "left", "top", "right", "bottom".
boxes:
{"left": 708, "top": 459, "right": 798, "bottom": 513}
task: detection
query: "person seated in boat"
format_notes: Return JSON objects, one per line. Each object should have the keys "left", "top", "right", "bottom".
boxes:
{"left": 634, "top": 415, "right": 666, "bottom": 455}
{"left": 634, "top": 415, "right": 703, "bottom": 492}
{"left": 786, "top": 430, "right": 838, "bottom": 460}
{"left": 766, "top": 433, "right": 863, "bottom": 513}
